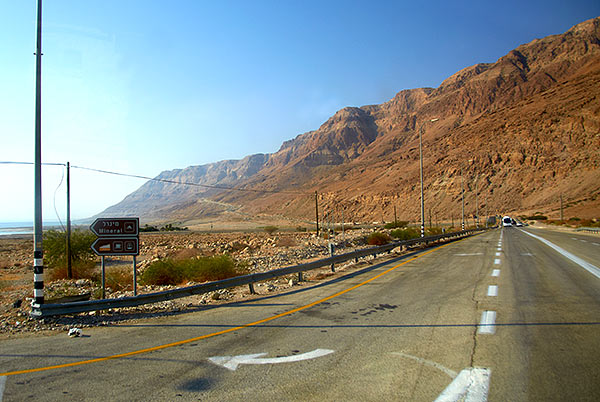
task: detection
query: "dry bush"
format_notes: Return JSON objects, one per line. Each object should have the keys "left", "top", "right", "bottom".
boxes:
{"left": 0, "top": 257, "right": 12, "bottom": 269}
{"left": 105, "top": 267, "right": 133, "bottom": 292}
{"left": 367, "top": 232, "right": 390, "bottom": 245}
{"left": 48, "top": 260, "right": 98, "bottom": 281}
{"left": 140, "top": 255, "right": 247, "bottom": 286}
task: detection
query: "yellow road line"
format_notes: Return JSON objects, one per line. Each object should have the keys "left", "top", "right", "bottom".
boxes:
{"left": 1, "top": 237, "right": 469, "bottom": 376}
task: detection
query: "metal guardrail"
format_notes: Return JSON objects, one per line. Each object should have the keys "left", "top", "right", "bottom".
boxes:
{"left": 31, "top": 228, "right": 485, "bottom": 317}
{"left": 575, "top": 227, "right": 600, "bottom": 233}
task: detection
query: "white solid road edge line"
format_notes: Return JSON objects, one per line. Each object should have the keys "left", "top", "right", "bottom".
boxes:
{"left": 521, "top": 230, "right": 600, "bottom": 279}
{"left": 478, "top": 311, "right": 496, "bottom": 334}
{"left": 435, "top": 368, "right": 491, "bottom": 402}
{"left": 0, "top": 376, "right": 6, "bottom": 402}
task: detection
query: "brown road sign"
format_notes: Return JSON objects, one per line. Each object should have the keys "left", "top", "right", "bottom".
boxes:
{"left": 91, "top": 237, "right": 139, "bottom": 256}
{"left": 90, "top": 218, "right": 139, "bottom": 237}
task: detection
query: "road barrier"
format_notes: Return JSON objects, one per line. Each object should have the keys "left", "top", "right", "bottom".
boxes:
{"left": 30, "top": 228, "right": 486, "bottom": 317}
{"left": 575, "top": 227, "right": 600, "bottom": 234}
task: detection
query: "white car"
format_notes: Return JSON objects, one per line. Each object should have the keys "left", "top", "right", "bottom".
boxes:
{"left": 502, "top": 216, "right": 512, "bottom": 227}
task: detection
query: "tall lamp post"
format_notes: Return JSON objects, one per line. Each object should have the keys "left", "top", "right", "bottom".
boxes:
{"left": 419, "top": 118, "right": 438, "bottom": 238}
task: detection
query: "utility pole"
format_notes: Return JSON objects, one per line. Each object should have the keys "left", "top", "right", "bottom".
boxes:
{"left": 419, "top": 118, "right": 438, "bottom": 237}
{"left": 461, "top": 169, "right": 465, "bottom": 231}
{"left": 560, "top": 194, "right": 564, "bottom": 221}
{"left": 419, "top": 124, "right": 425, "bottom": 238}
{"left": 315, "top": 191, "right": 319, "bottom": 236}
{"left": 33, "top": 0, "right": 44, "bottom": 305}
{"left": 66, "top": 162, "right": 72, "bottom": 279}
{"left": 475, "top": 176, "right": 479, "bottom": 228}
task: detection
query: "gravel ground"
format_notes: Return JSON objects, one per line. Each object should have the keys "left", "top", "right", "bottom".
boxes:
{"left": 1, "top": 228, "right": 389, "bottom": 339}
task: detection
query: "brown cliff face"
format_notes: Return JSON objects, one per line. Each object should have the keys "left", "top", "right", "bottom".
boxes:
{"left": 103, "top": 17, "right": 600, "bottom": 223}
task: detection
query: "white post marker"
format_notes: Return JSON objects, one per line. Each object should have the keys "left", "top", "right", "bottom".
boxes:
{"left": 435, "top": 368, "right": 491, "bottom": 402}
{"left": 209, "top": 349, "right": 334, "bottom": 371}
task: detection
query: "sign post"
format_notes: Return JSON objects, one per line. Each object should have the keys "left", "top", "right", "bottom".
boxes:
{"left": 90, "top": 218, "right": 140, "bottom": 298}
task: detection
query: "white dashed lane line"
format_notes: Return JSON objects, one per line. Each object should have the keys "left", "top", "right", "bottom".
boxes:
{"left": 491, "top": 269, "right": 500, "bottom": 277}
{"left": 478, "top": 311, "right": 496, "bottom": 334}
{"left": 494, "top": 259, "right": 501, "bottom": 265}
{"left": 487, "top": 285, "right": 498, "bottom": 297}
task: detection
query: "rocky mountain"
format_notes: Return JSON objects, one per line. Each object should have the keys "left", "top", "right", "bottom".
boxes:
{"left": 101, "top": 17, "right": 600, "bottom": 224}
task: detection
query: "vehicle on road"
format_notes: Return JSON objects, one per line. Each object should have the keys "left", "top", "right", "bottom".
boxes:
{"left": 503, "top": 216, "right": 513, "bottom": 227}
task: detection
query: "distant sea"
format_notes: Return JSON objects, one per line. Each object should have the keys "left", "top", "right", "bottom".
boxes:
{"left": 0, "top": 221, "right": 65, "bottom": 236}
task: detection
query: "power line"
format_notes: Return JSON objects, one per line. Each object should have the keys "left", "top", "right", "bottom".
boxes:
{"left": 0, "top": 161, "right": 65, "bottom": 166}
{"left": 0, "top": 161, "right": 309, "bottom": 196}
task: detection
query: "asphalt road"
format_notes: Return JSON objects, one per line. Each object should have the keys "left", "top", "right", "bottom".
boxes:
{"left": 1, "top": 227, "right": 598, "bottom": 401}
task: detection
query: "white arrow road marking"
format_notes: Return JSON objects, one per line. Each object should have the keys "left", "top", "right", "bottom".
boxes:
{"left": 392, "top": 353, "right": 491, "bottom": 402}
{"left": 435, "top": 368, "right": 491, "bottom": 402}
{"left": 0, "top": 376, "right": 6, "bottom": 402}
{"left": 208, "top": 349, "right": 334, "bottom": 371}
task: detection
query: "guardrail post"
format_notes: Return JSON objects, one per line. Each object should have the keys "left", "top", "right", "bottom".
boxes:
{"left": 248, "top": 282, "right": 256, "bottom": 294}
{"left": 101, "top": 256, "right": 106, "bottom": 299}
{"left": 329, "top": 242, "right": 335, "bottom": 272}
{"left": 298, "top": 272, "right": 303, "bottom": 282}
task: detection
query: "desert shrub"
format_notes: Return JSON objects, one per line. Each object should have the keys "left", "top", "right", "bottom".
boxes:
{"left": 140, "top": 224, "right": 159, "bottom": 232}
{"left": 384, "top": 221, "right": 409, "bottom": 229}
{"left": 577, "top": 219, "right": 599, "bottom": 227}
{"left": 568, "top": 217, "right": 581, "bottom": 222}
{"left": 44, "top": 229, "right": 98, "bottom": 280}
{"left": 140, "top": 255, "right": 247, "bottom": 286}
{"left": 426, "top": 227, "right": 443, "bottom": 236}
{"left": 390, "top": 228, "right": 420, "bottom": 240}
{"left": 525, "top": 215, "right": 548, "bottom": 220}
{"left": 264, "top": 226, "right": 278, "bottom": 235}
{"left": 105, "top": 267, "right": 133, "bottom": 292}
{"left": 161, "top": 223, "right": 188, "bottom": 231}
{"left": 367, "top": 232, "right": 391, "bottom": 245}
{"left": 295, "top": 226, "right": 307, "bottom": 232}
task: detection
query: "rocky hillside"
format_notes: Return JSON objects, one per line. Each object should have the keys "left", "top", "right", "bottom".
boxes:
{"left": 101, "top": 17, "right": 600, "bottom": 224}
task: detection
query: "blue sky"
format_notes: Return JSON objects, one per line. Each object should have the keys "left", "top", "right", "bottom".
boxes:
{"left": 1, "top": 0, "right": 599, "bottom": 222}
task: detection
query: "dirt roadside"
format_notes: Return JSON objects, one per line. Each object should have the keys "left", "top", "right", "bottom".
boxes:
{"left": 1, "top": 228, "right": 406, "bottom": 339}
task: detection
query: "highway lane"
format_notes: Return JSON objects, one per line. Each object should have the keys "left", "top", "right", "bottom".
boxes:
{"left": 522, "top": 226, "right": 600, "bottom": 272}
{"left": 477, "top": 227, "right": 600, "bottom": 401}
{"left": 1, "top": 228, "right": 598, "bottom": 401}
